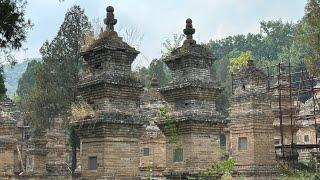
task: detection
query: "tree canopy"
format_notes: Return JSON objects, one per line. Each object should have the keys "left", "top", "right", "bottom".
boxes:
{"left": 0, "top": 0, "right": 32, "bottom": 51}
{"left": 0, "top": 68, "right": 6, "bottom": 99}
{"left": 229, "top": 51, "right": 252, "bottom": 74}
{"left": 302, "top": 0, "right": 320, "bottom": 77}
{"left": 20, "top": 5, "right": 91, "bottom": 129}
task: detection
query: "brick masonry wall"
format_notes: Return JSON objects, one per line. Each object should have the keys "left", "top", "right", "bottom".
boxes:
{"left": 77, "top": 123, "right": 144, "bottom": 179}
{"left": 229, "top": 62, "right": 277, "bottom": 176}
{"left": 0, "top": 145, "right": 15, "bottom": 176}
{"left": 164, "top": 123, "right": 224, "bottom": 173}
{"left": 139, "top": 135, "right": 166, "bottom": 177}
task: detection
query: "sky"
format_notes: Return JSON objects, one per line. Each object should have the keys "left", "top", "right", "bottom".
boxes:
{"left": 14, "top": 0, "right": 307, "bottom": 67}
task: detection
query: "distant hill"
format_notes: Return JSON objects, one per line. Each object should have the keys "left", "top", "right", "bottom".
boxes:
{"left": 4, "top": 58, "right": 41, "bottom": 97}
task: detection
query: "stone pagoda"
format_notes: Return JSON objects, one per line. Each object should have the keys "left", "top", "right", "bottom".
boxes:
{"left": 139, "top": 72, "right": 167, "bottom": 179}
{"left": 159, "top": 18, "right": 226, "bottom": 178}
{"left": 229, "top": 60, "right": 276, "bottom": 177}
{"left": 0, "top": 97, "right": 24, "bottom": 178}
{"left": 25, "top": 130, "right": 48, "bottom": 178}
{"left": 70, "top": 6, "right": 144, "bottom": 179}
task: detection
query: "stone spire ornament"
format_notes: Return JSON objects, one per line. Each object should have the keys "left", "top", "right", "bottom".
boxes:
{"left": 150, "top": 64, "right": 159, "bottom": 88}
{"left": 183, "top": 18, "right": 196, "bottom": 45}
{"left": 104, "top": 6, "right": 117, "bottom": 31}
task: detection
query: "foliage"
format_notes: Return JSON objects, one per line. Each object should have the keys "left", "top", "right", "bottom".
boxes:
{"left": 301, "top": 0, "right": 320, "bottom": 77}
{"left": 159, "top": 106, "right": 177, "bottom": 143}
{"left": 0, "top": 0, "right": 32, "bottom": 50}
{"left": 70, "top": 101, "right": 95, "bottom": 122}
{"left": 16, "top": 59, "right": 41, "bottom": 98}
{"left": 0, "top": 0, "right": 32, "bottom": 65}
{"left": 208, "top": 19, "right": 307, "bottom": 115}
{"left": 259, "top": 20, "right": 295, "bottom": 61}
{"left": 229, "top": 51, "right": 252, "bottom": 74}
{"left": 146, "top": 162, "right": 153, "bottom": 180}
{"left": 0, "top": 68, "right": 6, "bottom": 99}
{"left": 21, "top": 5, "right": 91, "bottom": 129}
{"left": 133, "top": 58, "right": 172, "bottom": 88}
{"left": 87, "top": 17, "right": 145, "bottom": 50}
{"left": 149, "top": 59, "right": 171, "bottom": 86}
{"left": 132, "top": 66, "right": 150, "bottom": 88}
{"left": 4, "top": 58, "right": 40, "bottom": 97}
{"left": 162, "top": 34, "right": 184, "bottom": 54}
{"left": 278, "top": 159, "right": 317, "bottom": 179}
{"left": 200, "top": 158, "right": 235, "bottom": 179}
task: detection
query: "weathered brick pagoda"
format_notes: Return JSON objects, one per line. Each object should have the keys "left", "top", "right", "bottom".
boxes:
{"left": 0, "top": 97, "right": 24, "bottom": 178}
{"left": 159, "top": 18, "right": 227, "bottom": 178}
{"left": 70, "top": 6, "right": 145, "bottom": 179}
{"left": 229, "top": 60, "right": 277, "bottom": 177}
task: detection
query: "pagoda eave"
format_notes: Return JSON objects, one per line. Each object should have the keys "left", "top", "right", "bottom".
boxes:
{"left": 80, "top": 44, "right": 139, "bottom": 57}
{"left": 70, "top": 112, "right": 146, "bottom": 126}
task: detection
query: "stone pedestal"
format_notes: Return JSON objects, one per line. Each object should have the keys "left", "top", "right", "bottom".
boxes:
{"left": 139, "top": 122, "right": 166, "bottom": 179}
{"left": 26, "top": 131, "right": 48, "bottom": 178}
{"left": 74, "top": 120, "right": 143, "bottom": 179}
{"left": 0, "top": 138, "right": 17, "bottom": 178}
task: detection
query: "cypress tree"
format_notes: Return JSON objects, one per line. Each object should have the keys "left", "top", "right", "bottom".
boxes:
{"left": 0, "top": 69, "right": 7, "bottom": 99}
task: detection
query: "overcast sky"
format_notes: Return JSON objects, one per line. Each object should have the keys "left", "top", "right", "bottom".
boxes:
{"left": 14, "top": 0, "right": 307, "bottom": 67}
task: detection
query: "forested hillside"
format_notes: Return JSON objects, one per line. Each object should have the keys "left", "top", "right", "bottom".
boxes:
{"left": 4, "top": 58, "right": 40, "bottom": 97}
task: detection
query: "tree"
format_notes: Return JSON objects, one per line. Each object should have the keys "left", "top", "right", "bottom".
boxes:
{"left": 21, "top": 5, "right": 91, "bottom": 177}
{"left": 229, "top": 51, "right": 252, "bottom": 74}
{"left": 302, "top": 0, "right": 320, "bottom": 77}
{"left": 208, "top": 20, "right": 300, "bottom": 115}
{"left": 259, "top": 20, "right": 295, "bottom": 61}
{"left": 149, "top": 59, "right": 171, "bottom": 87}
{"left": 0, "top": 68, "right": 6, "bottom": 99}
{"left": 16, "top": 59, "right": 40, "bottom": 98}
{"left": 0, "top": 0, "right": 32, "bottom": 50}
{"left": 24, "top": 5, "right": 91, "bottom": 129}
{"left": 0, "top": 0, "right": 32, "bottom": 65}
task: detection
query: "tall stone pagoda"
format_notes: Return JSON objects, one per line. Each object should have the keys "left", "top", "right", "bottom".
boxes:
{"left": 71, "top": 6, "right": 144, "bottom": 179}
{"left": 229, "top": 60, "right": 277, "bottom": 177}
{"left": 159, "top": 18, "right": 226, "bottom": 177}
{"left": 0, "top": 97, "right": 24, "bottom": 178}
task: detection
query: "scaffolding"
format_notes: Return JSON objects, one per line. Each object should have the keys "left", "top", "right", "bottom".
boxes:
{"left": 232, "top": 61, "right": 320, "bottom": 165}
{"left": 269, "top": 62, "right": 319, "bottom": 160}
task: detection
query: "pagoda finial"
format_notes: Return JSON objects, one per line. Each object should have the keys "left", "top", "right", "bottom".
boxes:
{"left": 183, "top": 18, "right": 196, "bottom": 45}
{"left": 150, "top": 64, "right": 159, "bottom": 87}
{"left": 104, "top": 6, "right": 117, "bottom": 31}
{"left": 150, "top": 72, "right": 159, "bottom": 87}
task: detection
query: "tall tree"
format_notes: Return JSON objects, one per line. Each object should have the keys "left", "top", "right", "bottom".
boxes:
{"left": 149, "top": 59, "right": 171, "bottom": 87}
{"left": 24, "top": 5, "right": 91, "bottom": 129}
{"left": 16, "top": 59, "right": 40, "bottom": 98}
{"left": 0, "top": 0, "right": 32, "bottom": 65}
{"left": 302, "top": 0, "right": 320, "bottom": 77}
{"left": 0, "top": 68, "right": 6, "bottom": 99}
{"left": 0, "top": 0, "right": 32, "bottom": 50}
{"left": 259, "top": 20, "right": 295, "bottom": 61}
{"left": 22, "top": 5, "right": 91, "bottom": 177}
